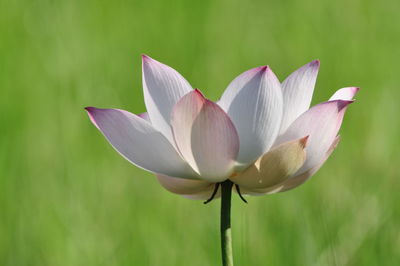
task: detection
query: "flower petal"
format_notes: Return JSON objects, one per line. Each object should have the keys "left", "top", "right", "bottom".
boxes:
{"left": 142, "top": 55, "right": 193, "bottom": 142}
{"left": 156, "top": 174, "right": 216, "bottom": 200}
{"left": 279, "top": 60, "right": 320, "bottom": 133}
{"left": 171, "top": 90, "right": 239, "bottom": 182}
{"left": 230, "top": 137, "right": 308, "bottom": 189}
{"left": 243, "top": 136, "right": 340, "bottom": 195}
{"left": 218, "top": 66, "right": 283, "bottom": 166}
{"left": 275, "top": 100, "right": 353, "bottom": 175}
{"left": 85, "top": 107, "right": 198, "bottom": 178}
{"left": 235, "top": 184, "right": 282, "bottom": 196}
{"left": 182, "top": 191, "right": 220, "bottom": 200}
{"left": 278, "top": 136, "right": 340, "bottom": 192}
{"left": 329, "top": 87, "right": 360, "bottom": 101}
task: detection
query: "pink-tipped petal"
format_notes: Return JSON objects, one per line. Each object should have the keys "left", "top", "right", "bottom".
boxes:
{"left": 230, "top": 137, "right": 308, "bottom": 190}
{"left": 171, "top": 90, "right": 239, "bottom": 182}
{"left": 218, "top": 66, "right": 283, "bottom": 166}
{"left": 86, "top": 107, "right": 100, "bottom": 129}
{"left": 142, "top": 55, "right": 193, "bottom": 142}
{"left": 156, "top": 174, "right": 216, "bottom": 200}
{"left": 280, "top": 60, "right": 320, "bottom": 133}
{"left": 275, "top": 100, "right": 352, "bottom": 176}
{"left": 85, "top": 107, "right": 198, "bottom": 179}
{"left": 329, "top": 87, "right": 360, "bottom": 101}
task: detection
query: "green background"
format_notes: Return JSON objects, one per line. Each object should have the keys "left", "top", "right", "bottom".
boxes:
{"left": 1, "top": 0, "right": 399, "bottom": 265}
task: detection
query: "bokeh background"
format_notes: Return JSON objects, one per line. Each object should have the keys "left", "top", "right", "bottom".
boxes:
{"left": 1, "top": 0, "right": 399, "bottom": 265}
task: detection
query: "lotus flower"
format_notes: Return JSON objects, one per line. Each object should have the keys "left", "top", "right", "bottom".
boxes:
{"left": 85, "top": 55, "right": 358, "bottom": 200}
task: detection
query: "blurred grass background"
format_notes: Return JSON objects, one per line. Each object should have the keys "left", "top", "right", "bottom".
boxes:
{"left": 1, "top": 0, "right": 399, "bottom": 265}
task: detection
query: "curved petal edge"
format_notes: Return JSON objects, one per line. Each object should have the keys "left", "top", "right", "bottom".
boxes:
{"left": 329, "top": 87, "right": 360, "bottom": 101}
{"left": 218, "top": 66, "right": 283, "bottom": 166}
{"left": 85, "top": 107, "right": 198, "bottom": 179}
{"left": 275, "top": 99, "right": 353, "bottom": 176}
{"left": 171, "top": 90, "right": 239, "bottom": 182}
{"left": 230, "top": 136, "right": 308, "bottom": 190}
{"left": 142, "top": 55, "right": 193, "bottom": 142}
{"left": 280, "top": 60, "right": 320, "bottom": 133}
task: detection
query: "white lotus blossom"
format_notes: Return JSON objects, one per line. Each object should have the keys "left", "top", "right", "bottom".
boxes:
{"left": 86, "top": 55, "right": 358, "bottom": 200}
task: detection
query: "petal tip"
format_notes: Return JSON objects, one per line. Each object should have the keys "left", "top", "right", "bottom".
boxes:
{"left": 299, "top": 135, "right": 309, "bottom": 148}
{"left": 350, "top": 87, "right": 361, "bottom": 98}
{"left": 250, "top": 65, "right": 269, "bottom": 74}
{"left": 310, "top": 60, "right": 320, "bottom": 68}
{"left": 264, "top": 65, "right": 277, "bottom": 75}
{"left": 142, "top": 54, "right": 156, "bottom": 66}
{"left": 141, "top": 54, "right": 151, "bottom": 61}
{"left": 344, "top": 86, "right": 361, "bottom": 95}
{"left": 194, "top": 88, "right": 204, "bottom": 96}
{"left": 84, "top": 107, "right": 100, "bottom": 128}
{"left": 353, "top": 87, "right": 361, "bottom": 93}
{"left": 192, "top": 89, "right": 207, "bottom": 103}
{"left": 329, "top": 87, "right": 360, "bottom": 101}
{"left": 84, "top": 106, "right": 96, "bottom": 113}
{"left": 263, "top": 65, "right": 279, "bottom": 79}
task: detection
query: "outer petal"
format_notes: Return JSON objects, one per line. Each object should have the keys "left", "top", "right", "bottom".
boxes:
{"left": 182, "top": 189, "right": 221, "bottom": 200}
{"left": 242, "top": 136, "right": 340, "bottom": 195}
{"left": 85, "top": 107, "right": 198, "bottom": 179}
{"left": 156, "top": 174, "right": 218, "bottom": 200}
{"left": 275, "top": 100, "right": 353, "bottom": 175}
{"left": 230, "top": 137, "right": 308, "bottom": 190}
{"left": 278, "top": 136, "right": 340, "bottom": 192}
{"left": 218, "top": 66, "right": 283, "bottom": 166}
{"left": 329, "top": 87, "right": 360, "bottom": 101}
{"left": 171, "top": 90, "right": 239, "bottom": 182}
{"left": 142, "top": 55, "right": 193, "bottom": 142}
{"left": 279, "top": 60, "right": 320, "bottom": 133}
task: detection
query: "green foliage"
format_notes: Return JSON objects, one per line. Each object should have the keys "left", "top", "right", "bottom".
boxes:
{"left": 1, "top": 0, "right": 399, "bottom": 265}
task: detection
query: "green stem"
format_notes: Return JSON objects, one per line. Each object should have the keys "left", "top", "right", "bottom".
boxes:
{"left": 220, "top": 180, "right": 234, "bottom": 266}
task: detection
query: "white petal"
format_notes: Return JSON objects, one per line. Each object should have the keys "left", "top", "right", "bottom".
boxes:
{"left": 142, "top": 55, "right": 193, "bottom": 142}
{"left": 329, "top": 87, "right": 360, "bottom": 101}
{"left": 182, "top": 189, "right": 221, "bottom": 200}
{"left": 86, "top": 107, "right": 198, "bottom": 178}
{"left": 275, "top": 100, "right": 352, "bottom": 175}
{"left": 171, "top": 90, "right": 239, "bottom": 182}
{"left": 280, "top": 60, "right": 320, "bottom": 133}
{"left": 235, "top": 185, "right": 283, "bottom": 197}
{"left": 230, "top": 137, "right": 308, "bottom": 189}
{"left": 156, "top": 174, "right": 216, "bottom": 200}
{"left": 218, "top": 66, "right": 283, "bottom": 166}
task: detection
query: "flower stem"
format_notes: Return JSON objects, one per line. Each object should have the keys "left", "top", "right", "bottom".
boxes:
{"left": 220, "top": 180, "right": 234, "bottom": 266}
